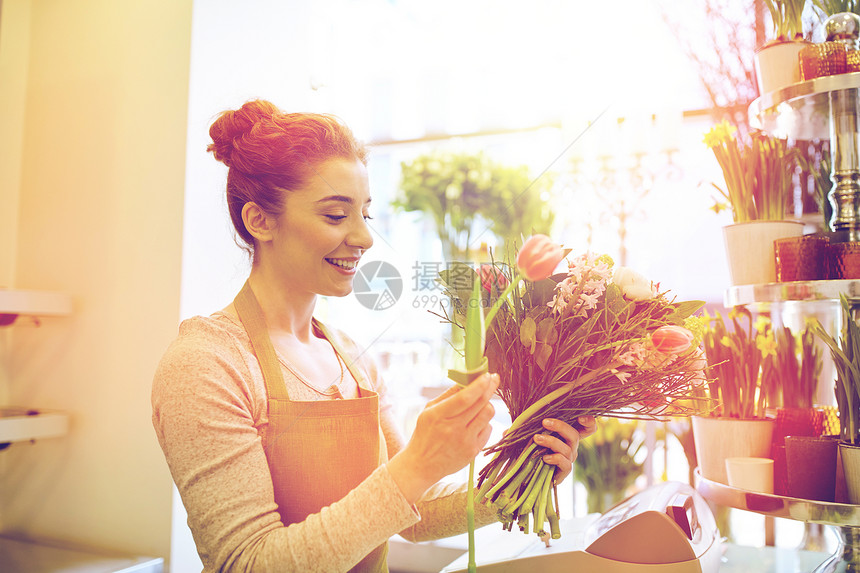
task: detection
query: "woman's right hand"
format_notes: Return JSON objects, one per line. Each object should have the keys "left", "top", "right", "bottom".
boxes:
{"left": 387, "top": 373, "right": 499, "bottom": 504}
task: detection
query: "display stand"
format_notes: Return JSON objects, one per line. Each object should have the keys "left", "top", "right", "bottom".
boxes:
{"left": 749, "top": 72, "right": 860, "bottom": 240}
{"left": 696, "top": 469, "right": 859, "bottom": 573}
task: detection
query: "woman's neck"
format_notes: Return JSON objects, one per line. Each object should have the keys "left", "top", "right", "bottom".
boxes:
{"left": 246, "top": 266, "right": 317, "bottom": 342}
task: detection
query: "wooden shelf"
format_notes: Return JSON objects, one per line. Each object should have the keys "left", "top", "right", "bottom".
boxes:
{"left": 0, "top": 289, "right": 72, "bottom": 326}
{"left": 0, "top": 408, "right": 69, "bottom": 445}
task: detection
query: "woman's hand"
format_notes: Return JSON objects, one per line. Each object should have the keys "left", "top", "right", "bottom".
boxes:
{"left": 388, "top": 373, "right": 500, "bottom": 504}
{"left": 534, "top": 415, "right": 597, "bottom": 484}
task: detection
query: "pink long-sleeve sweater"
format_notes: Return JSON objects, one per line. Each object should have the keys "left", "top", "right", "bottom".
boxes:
{"left": 152, "top": 308, "right": 495, "bottom": 572}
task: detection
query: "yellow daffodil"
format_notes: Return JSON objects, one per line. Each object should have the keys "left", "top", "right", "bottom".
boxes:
{"left": 756, "top": 331, "right": 777, "bottom": 359}
{"left": 702, "top": 120, "right": 737, "bottom": 148}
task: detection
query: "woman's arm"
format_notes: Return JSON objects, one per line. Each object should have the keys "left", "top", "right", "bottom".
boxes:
{"left": 381, "top": 400, "right": 595, "bottom": 543}
{"left": 152, "top": 320, "right": 420, "bottom": 572}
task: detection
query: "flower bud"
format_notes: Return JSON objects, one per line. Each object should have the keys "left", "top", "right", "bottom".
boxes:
{"left": 651, "top": 325, "right": 695, "bottom": 355}
{"left": 516, "top": 235, "right": 564, "bottom": 282}
{"left": 478, "top": 264, "right": 509, "bottom": 293}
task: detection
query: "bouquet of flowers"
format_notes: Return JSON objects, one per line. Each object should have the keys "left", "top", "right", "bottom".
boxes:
{"left": 438, "top": 235, "right": 709, "bottom": 569}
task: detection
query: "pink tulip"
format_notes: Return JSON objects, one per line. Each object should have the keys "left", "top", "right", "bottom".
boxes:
{"left": 651, "top": 325, "right": 694, "bottom": 355}
{"left": 516, "top": 235, "right": 564, "bottom": 282}
{"left": 478, "top": 264, "right": 509, "bottom": 293}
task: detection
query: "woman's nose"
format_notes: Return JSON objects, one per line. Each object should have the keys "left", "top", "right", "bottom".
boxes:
{"left": 348, "top": 216, "right": 374, "bottom": 251}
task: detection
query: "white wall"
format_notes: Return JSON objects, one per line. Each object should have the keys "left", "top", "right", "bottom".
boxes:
{"left": 0, "top": 0, "right": 192, "bottom": 561}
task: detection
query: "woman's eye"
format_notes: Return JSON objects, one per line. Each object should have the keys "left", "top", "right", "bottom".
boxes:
{"left": 325, "top": 214, "right": 347, "bottom": 222}
{"left": 363, "top": 214, "right": 374, "bottom": 222}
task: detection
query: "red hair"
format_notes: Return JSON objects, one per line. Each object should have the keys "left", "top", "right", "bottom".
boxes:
{"left": 207, "top": 99, "right": 368, "bottom": 252}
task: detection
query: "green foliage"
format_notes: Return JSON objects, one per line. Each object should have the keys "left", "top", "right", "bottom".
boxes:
{"left": 701, "top": 308, "right": 768, "bottom": 419}
{"left": 764, "top": 0, "right": 809, "bottom": 39}
{"left": 574, "top": 419, "right": 647, "bottom": 514}
{"left": 811, "top": 295, "right": 860, "bottom": 444}
{"left": 394, "top": 151, "right": 555, "bottom": 259}
{"left": 704, "top": 121, "right": 804, "bottom": 223}
{"left": 760, "top": 323, "right": 822, "bottom": 409}
{"left": 813, "top": 0, "right": 860, "bottom": 16}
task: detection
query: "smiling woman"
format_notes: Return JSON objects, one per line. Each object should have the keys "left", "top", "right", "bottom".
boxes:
{"left": 151, "top": 99, "right": 594, "bottom": 572}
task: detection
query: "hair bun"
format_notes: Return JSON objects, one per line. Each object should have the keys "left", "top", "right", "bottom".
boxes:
{"left": 207, "top": 99, "right": 281, "bottom": 169}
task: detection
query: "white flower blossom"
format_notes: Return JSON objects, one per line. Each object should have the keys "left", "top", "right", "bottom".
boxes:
{"left": 613, "top": 266, "right": 655, "bottom": 301}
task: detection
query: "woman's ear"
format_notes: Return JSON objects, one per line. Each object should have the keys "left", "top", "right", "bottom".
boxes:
{"left": 241, "top": 202, "right": 275, "bottom": 243}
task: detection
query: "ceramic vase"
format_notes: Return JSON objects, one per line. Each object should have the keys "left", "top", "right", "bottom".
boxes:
{"left": 754, "top": 38, "right": 808, "bottom": 95}
{"left": 785, "top": 435, "right": 838, "bottom": 502}
{"left": 771, "top": 407, "right": 825, "bottom": 495}
{"left": 723, "top": 220, "right": 805, "bottom": 286}
{"left": 692, "top": 416, "right": 775, "bottom": 485}
{"left": 840, "top": 441, "right": 860, "bottom": 504}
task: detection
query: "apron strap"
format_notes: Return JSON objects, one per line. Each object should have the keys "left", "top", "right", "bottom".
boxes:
{"left": 234, "top": 280, "right": 291, "bottom": 401}
{"left": 312, "top": 319, "right": 373, "bottom": 395}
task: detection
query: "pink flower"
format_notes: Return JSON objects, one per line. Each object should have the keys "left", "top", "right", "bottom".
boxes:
{"left": 478, "top": 264, "right": 509, "bottom": 293}
{"left": 516, "top": 235, "right": 564, "bottom": 282}
{"left": 651, "top": 325, "right": 694, "bottom": 355}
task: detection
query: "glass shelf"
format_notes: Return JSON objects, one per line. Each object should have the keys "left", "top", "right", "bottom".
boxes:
{"left": 749, "top": 72, "right": 860, "bottom": 140}
{"left": 696, "top": 468, "right": 860, "bottom": 573}
{"left": 724, "top": 280, "right": 860, "bottom": 307}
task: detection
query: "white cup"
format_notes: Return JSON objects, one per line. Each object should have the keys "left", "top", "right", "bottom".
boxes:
{"left": 725, "top": 457, "right": 774, "bottom": 494}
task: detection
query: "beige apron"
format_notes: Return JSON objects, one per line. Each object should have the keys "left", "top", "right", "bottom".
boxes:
{"left": 234, "top": 281, "right": 388, "bottom": 572}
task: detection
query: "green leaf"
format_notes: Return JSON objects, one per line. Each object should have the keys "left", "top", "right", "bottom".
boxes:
{"left": 535, "top": 343, "right": 553, "bottom": 371}
{"left": 520, "top": 316, "right": 537, "bottom": 353}
{"left": 668, "top": 300, "right": 706, "bottom": 322}
{"left": 464, "top": 276, "right": 485, "bottom": 371}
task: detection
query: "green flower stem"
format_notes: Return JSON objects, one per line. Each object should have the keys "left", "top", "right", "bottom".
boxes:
{"left": 480, "top": 442, "right": 537, "bottom": 501}
{"left": 516, "top": 463, "right": 552, "bottom": 518}
{"left": 467, "top": 459, "right": 476, "bottom": 573}
{"left": 506, "top": 361, "right": 623, "bottom": 437}
{"left": 501, "top": 460, "right": 546, "bottom": 515}
{"left": 546, "top": 486, "right": 561, "bottom": 539}
{"left": 493, "top": 456, "right": 538, "bottom": 509}
{"left": 517, "top": 511, "right": 530, "bottom": 534}
{"left": 474, "top": 458, "right": 505, "bottom": 501}
{"left": 484, "top": 272, "right": 524, "bottom": 327}
{"left": 532, "top": 465, "right": 555, "bottom": 536}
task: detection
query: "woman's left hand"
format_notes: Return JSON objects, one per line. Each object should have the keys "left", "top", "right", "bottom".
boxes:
{"left": 534, "top": 416, "right": 597, "bottom": 484}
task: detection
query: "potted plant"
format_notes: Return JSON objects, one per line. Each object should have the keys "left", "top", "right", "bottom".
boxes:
{"left": 573, "top": 418, "right": 647, "bottom": 515}
{"left": 817, "top": 1, "right": 860, "bottom": 75}
{"left": 693, "top": 308, "right": 776, "bottom": 485}
{"left": 760, "top": 321, "right": 828, "bottom": 495}
{"left": 812, "top": 294, "right": 860, "bottom": 503}
{"left": 756, "top": 0, "right": 811, "bottom": 94}
{"left": 704, "top": 120, "right": 805, "bottom": 285}
{"left": 394, "top": 150, "right": 554, "bottom": 262}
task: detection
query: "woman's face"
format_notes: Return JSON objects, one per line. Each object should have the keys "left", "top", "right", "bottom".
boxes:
{"left": 267, "top": 158, "right": 374, "bottom": 298}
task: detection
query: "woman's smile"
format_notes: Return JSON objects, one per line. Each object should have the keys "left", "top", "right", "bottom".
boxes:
{"left": 325, "top": 257, "right": 360, "bottom": 273}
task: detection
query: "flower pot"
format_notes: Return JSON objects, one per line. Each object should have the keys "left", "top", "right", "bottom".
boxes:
{"left": 785, "top": 435, "right": 838, "bottom": 502}
{"left": 772, "top": 407, "right": 826, "bottom": 495}
{"left": 799, "top": 41, "right": 848, "bottom": 81}
{"left": 725, "top": 457, "right": 774, "bottom": 493}
{"left": 692, "top": 416, "right": 774, "bottom": 485}
{"left": 839, "top": 441, "right": 860, "bottom": 504}
{"left": 829, "top": 241, "right": 860, "bottom": 279}
{"left": 723, "top": 220, "right": 805, "bottom": 286}
{"left": 774, "top": 235, "right": 830, "bottom": 281}
{"left": 755, "top": 38, "right": 809, "bottom": 95}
